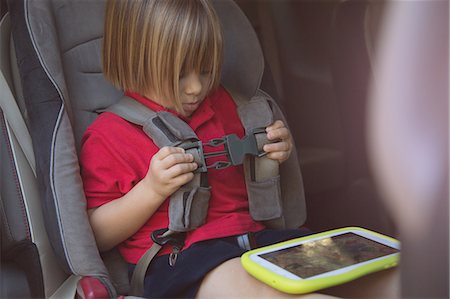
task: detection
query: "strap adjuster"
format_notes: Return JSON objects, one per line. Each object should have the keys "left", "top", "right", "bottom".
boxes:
{"left": 180, "top": 128, "right": 268, "bottom": 172}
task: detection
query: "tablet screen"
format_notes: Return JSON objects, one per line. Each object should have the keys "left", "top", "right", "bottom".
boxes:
{"left": 259, "top": 233, "right": 399, "bottom": 279}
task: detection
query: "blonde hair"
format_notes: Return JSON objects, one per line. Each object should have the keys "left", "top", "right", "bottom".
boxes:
{"left": 103, "top": 0, "right": 223, "bottom": 112}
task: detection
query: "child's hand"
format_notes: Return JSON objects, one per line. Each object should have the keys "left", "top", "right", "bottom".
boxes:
{"left": 144, "top": 146, "right": 198, "bottom": 200}
{"left": 263, "top": 120, "right": 293, "bottom": 164}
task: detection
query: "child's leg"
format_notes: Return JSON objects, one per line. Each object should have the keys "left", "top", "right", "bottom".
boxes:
{"left": 196, "top": 258, "right": 340, "bottom": 299}
{"left": 196, "top": 258, "right": 400, "bottom": 299}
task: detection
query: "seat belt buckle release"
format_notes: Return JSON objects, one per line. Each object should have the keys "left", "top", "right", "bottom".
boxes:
{"left": 180, "top": 128, "right": 268, "bottom": 172}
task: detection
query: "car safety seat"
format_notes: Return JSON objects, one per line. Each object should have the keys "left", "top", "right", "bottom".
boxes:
{"left": 1, "top": 2, "right": 69, "bottom": 297}
{"left": 2, "top": 0, "right": 307, "bottom": 297}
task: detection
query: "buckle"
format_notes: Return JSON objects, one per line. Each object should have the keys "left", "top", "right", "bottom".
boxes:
{"left": 151, "top": 228, "right": 186, "bottom": 248}
{"left": 151, "top": 228, "right": 186, "bottom": 266}
{"left": 180, "top": 128, "right": 267, "bottom": 172}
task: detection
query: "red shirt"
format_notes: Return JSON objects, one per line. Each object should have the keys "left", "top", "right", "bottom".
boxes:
{"left": 80, "top": 87, "right": 264, "bottom": 264}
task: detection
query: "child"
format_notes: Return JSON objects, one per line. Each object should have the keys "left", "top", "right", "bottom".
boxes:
{"left": 80, "top": 0, "right": 319, "bottom": 298}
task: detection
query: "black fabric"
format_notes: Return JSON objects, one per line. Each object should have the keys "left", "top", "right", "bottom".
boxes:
{"left": 1, "top": 239, "right": 45, "bottom": 298}
{"left": 7, "top": 0, "right": 70, "bottom": 273}
{"left": 130, "top": 229, "right": 311, "bottom": 298}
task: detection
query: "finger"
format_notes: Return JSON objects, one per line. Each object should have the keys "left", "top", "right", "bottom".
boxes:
{"left": 265, "top": 120, "right": 285, "bottom": 132}
{"left": 160, "top": 152, "right": 194, "bottom": 169}
{"left": 166, "top": 161, "right": 198, "bottom": 178}
{"left": 267, "top": 127, "right": 290, "bottom": 141}
{"left": 155, "top": 146, "right": 185, "bottom": 160}
{"left": 156, "top": 162, "right": 195, "bottom": 184}
{"left": 263, "top": 141, "right": 291, "bottom": 153}
{"left": 170, "top": 171, "right": 195, "bottom": 187}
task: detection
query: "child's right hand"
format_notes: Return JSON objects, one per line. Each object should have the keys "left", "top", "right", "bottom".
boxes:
{"left": 144, "top": 146, "right": 198, "bottom": 200}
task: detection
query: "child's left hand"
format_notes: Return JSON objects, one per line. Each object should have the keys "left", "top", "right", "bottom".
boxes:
{"left": 263, "top": 120, "right": 293, "bottom": 164}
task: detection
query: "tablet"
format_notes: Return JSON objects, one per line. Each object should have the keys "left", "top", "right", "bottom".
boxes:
{"left": 241, "top": 227, "right": 400, "bottom": 294}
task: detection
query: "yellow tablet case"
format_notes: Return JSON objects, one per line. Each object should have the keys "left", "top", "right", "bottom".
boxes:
{"left": 241, "top": 227, "right": 400, "bottom": 294}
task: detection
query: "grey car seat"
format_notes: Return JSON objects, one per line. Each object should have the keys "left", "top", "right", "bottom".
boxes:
{"left": 2, "top": 0, "right": 307, "bottom": 297}
{"left": 1, "top": 2, "right": 68, "bottom": 297}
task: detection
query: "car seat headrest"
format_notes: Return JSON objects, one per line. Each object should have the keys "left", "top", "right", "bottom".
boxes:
{"left": 214, "top": 0, "right": 265, "bottom": 100}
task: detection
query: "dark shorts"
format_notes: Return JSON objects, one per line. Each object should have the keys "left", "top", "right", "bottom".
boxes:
{"left": 129, "top": 228, "right": 311, "bottom": 299}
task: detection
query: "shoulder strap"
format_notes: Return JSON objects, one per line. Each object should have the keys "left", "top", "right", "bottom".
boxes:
{"left": 106, "top": 96, "right": 198, "bottom": 147}
{"left": 104, "top": 96, "right": 152, "bottom": 126}
{"left": 107, "top": 96, "right": 210, "bottom": 227}
{"left": 107, "top": 96, "right": 211, "bottom": 233}
{"left": 226, "top": 88, "right": 286, "bottom": 227}
{"left": 227, "top": 88, "right": 277, "bottom": 179}
{"left": 254, "top": 89, "right": 307, "bottom": 229}
{"left": 227, "top": 88, "right": 306, "bottom": 229}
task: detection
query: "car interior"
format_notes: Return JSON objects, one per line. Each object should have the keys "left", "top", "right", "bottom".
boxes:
{"left": 0, "top": 0, "right": 448, "bottom": 298}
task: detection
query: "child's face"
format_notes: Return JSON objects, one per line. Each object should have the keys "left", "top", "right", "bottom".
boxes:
{"left": 179, "top": 71, "right": 212, "bottom": 118}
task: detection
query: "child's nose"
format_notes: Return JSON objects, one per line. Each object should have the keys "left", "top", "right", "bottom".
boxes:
{"left": 184, "top": 72, "right": 202, "bottom": 96}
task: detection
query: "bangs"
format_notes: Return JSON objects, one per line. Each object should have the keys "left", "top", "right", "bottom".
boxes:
{"left": 170, "top": 0, "right": 223, "bottom": 110}
{"left": 181, "top": 6, "right": 220, "bottom": 79}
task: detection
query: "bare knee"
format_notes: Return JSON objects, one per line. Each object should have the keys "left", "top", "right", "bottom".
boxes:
{"left": 196, "top": 258, "right": 257, "bottom": 298}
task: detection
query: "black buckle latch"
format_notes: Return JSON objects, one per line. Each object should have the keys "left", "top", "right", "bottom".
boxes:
{"left": 151, "top": 228, "right": 186, "bottom": 266}
{"left": 180, "top": 128, "right": 267, "bottom": 172}
{"left": 151, "top": 228, "right": 186, "bottom": 247}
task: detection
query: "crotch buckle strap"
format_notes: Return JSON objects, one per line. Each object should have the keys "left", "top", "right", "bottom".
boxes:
{"left": 180, "top": 128, "right": 269, "bottom": 172}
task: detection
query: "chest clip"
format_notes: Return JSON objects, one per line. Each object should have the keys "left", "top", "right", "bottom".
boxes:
{"left": 180, "top": 128, "right": 268, "bottom": 172}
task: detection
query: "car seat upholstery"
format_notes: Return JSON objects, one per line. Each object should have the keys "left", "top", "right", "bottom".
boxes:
{"left": 1, "top": 8, "right": 42, "bottom": 294}
{"left": 7, "top": 0, "right": 116, "bottom": 295}
{"left": 1, "top": 3, "right": 69, "bottom": 297}
{"left": 5, "top": 0, "right": 307, "bottom": 297}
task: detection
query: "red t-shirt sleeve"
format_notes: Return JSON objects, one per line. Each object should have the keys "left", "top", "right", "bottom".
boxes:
{"left": 80, "top": 128, "right": 124, "bottom": 208}
{"left": 79, "top": 113, "right": 155, "bottom": 209}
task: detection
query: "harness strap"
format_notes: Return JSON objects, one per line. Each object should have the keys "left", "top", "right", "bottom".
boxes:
{"left": 230, "top": 89, "right": 284, "bottom": 226}
{"left": 106, "top": 97, "right": 198, "bottom": 147}
{"left": 106, "top": 97, "right": 209, "bottom": 233}
{"left": 128, "top": 243, "right": 162, "bottom": 296}
{"left": 129, "top": 228, "right": 186, "bottom": 296}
